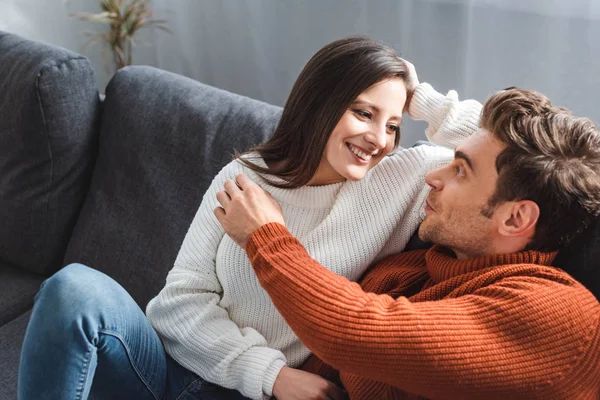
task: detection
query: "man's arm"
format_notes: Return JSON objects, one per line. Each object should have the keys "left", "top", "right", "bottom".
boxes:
{"left": 215, "top": 174, "right": 600, "bottom": 398}
{"left": 244, "top": 223, "right": 598, "bottom": 398}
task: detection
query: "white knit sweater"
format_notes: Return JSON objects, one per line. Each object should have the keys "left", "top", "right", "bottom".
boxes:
{"left": 146, "top": 83, "right": 482, "bottom": 399}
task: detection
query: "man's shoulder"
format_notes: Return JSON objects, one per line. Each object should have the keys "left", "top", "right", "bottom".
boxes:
{"left": 477, "top": 263, "right": 600, "bottom": 324}
{"left": 486, "top": 263, "right": 589, "bottom": 289}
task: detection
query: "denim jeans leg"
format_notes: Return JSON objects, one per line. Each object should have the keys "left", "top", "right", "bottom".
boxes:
{"left": 18, "top": 263, "right": 168, "bottom": 400}
{"left": 164, "top": 355, "right": 251, "bottom": 400}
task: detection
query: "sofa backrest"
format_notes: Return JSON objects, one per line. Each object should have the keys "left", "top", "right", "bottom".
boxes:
{"left": 64, "top": 66, "right": 282, "bottom": 307}
{"left": 553, "top": 216, "right": 600, "bottom": 300}
{"left": 0, "top": 31, "right": 101, "bottom": 276}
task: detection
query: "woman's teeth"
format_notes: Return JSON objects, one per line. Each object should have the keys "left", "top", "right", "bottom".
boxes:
{"left": 347, "top": 143, "right": 372, "bottom": 161}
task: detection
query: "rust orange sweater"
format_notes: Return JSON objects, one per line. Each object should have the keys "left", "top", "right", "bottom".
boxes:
{"left": 246, "top": 223, "right": 600, "bottom": 400}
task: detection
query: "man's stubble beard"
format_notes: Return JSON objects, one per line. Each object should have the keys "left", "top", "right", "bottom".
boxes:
{"left": 419, "top": 209, "right": 493, "bottom": 259}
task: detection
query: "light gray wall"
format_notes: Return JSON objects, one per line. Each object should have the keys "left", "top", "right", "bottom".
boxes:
{"left": 2, "top": 0, "right": 599, "bottom": 145}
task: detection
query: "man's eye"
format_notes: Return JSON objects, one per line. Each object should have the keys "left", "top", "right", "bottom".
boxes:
{"left": 455, "top": 165, "right": 465, "bottom": 177}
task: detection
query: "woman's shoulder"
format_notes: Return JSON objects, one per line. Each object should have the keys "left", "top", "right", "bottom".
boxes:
{"left": 214, "top": 153, "right": 264, "bottom": 178}
{"left": 204, "top": 157, "right": 250, "bottom": 192}
{"left": 209, "top": 153, "right": 285, "bottom": 194}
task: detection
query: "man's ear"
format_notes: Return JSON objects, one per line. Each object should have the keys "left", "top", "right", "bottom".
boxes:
{"left": 498, "top": 200, "right": 540, "bottom": 237}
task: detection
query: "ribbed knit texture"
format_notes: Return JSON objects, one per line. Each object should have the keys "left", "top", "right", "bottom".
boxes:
{"left": 145, "top": 83, "right": 483, "bottom": 399}
{"left": 248, "top": 223, "right": 600, "bottom": 399}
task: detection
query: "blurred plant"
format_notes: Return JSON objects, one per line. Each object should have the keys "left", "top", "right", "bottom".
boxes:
{"left": 72, "top": 0, "right": 170, "bottom": 72}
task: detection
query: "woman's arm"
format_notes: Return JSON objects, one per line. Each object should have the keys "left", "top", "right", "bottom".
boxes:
{"left": 409, "top": 82, "right": 482, "bottom": 149}
{"left": 146, "top": 162, "right": 286, "bottom": 400}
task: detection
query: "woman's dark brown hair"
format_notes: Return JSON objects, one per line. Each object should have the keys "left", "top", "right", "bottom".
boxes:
{"left": 238, "top": 36, "right": 412, "bottom": 188}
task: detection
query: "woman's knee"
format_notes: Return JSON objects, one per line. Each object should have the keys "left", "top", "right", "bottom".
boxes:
{"left": 38, "top": 263, "right": 94, "bottom": 297}
{"left": 35, "top": 263, "right": 122, "bottom": 313}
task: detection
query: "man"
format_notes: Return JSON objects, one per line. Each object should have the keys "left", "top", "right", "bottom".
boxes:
{"left": 214, "top": 87, "right": 600, "bottom": 399}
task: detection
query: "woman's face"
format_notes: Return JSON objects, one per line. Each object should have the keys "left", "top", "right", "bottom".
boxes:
{"left": 309, "top": 78, "right": 407, "bottom": 186}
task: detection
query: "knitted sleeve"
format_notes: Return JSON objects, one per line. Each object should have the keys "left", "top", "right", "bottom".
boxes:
{"left": 408, "top": 82, "right": 482, "bottom": 149}
{"left": 246, "top": 223, "right": 600, "bottom": 398}
{"left": 146, "top": 162, "right": 286, "bottom": 400}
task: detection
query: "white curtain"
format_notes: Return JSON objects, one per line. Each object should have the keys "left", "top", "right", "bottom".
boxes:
{"left": 2, "top": 0, "right": 599, "bottom": 145}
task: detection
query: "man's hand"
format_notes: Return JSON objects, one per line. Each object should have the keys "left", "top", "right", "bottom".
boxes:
{"left": 214, "top": 173, "right": 285, "bottom": 249}
{"left": 272, "top": 366, "right": 347, "bottom": 400}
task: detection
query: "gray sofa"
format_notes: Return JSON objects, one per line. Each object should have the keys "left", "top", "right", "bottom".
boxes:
{"left": 0, "top": 31, "right": 280, "bottom": 399}
{"left": 0, "top": 31, "right": 598, "bottom": 400}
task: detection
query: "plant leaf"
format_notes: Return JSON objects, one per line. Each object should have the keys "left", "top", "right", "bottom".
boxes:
{"left": 73, "top": 0, "right": 169, "bottom": 70}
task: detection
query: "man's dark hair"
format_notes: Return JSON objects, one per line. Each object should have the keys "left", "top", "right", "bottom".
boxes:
{"left": 481, "top": 87, "right": 600, "bottom": 251}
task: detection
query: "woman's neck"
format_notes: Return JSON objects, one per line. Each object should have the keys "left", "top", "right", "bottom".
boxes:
{"left": 265, "top": 158, "right": 346, "bottom": 187}
{"left": 306, "top": 159, "right": 346, "bottom": 186}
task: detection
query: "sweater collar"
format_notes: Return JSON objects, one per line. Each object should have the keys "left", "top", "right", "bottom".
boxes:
{"left": 425, "top": 245, "right": 558, "bottom": 283}
{"left": 240, "top": 153, "right": 343, "bottom": 210}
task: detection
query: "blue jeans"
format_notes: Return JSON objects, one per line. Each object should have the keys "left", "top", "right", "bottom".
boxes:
{"left": 18, "top": 263, "right": 250, "bottom": 400}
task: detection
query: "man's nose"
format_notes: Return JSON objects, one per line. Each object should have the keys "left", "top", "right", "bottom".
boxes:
{"left": 425, "top": 166, "right": 445, "bottom": 191}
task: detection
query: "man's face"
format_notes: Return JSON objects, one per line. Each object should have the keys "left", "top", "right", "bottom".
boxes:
{"left": 419, "top": 129, "right": 507, "bottom": 259}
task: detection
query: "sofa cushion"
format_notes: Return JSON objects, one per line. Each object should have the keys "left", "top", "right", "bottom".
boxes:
{"left": 0, "top": 264, "right": 44, "bottom": 326}
{"left": 0, "top": 311, "right": 31, "bottom": 400}
{"left": 0, "top": 31, "right": 101, "bottom": 276}
{"left": 64, "top": 66, "right": 282, "bottom": 307}
{"left": 553, "top": 216, "right": 600, "bottom": 300}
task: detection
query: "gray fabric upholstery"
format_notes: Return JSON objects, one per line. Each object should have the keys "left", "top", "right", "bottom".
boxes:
{"left": 64, "top": 66, "right": 282, "bottom": 307}
{"left": 0, "top": 31, "right": 101, "bottom": 276}
{"left": 0, "top": 264, "right": 44, "bottom": 326}
{"left": 553, "top": 216, "right": 600, "bottom": 300}
{"left": 0, "top": 311, "right": 31, "bottom": 400}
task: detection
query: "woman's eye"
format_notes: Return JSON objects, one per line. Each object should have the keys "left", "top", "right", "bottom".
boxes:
{"left": 387, "top": 125, "right": 400, "bottom": 134}
{"left": 353, "top": 109, "right": 372, "bottom": 119}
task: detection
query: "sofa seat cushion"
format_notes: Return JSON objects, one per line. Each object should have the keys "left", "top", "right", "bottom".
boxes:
{"left": 0, "top": 31, "right": 101, "bottom": 276}
{"left": 0, "top": 311, "right": 31, "bottom": 400}
{"left": 64, "top": 66, "right": 282, "bottom": 307}
{"left": 0, "top": 264, "right": 44, "bottom": 326}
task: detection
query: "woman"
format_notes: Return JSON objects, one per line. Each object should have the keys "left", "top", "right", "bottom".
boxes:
{"left": 19, "top": 36, "right": 481, "bottom": 400}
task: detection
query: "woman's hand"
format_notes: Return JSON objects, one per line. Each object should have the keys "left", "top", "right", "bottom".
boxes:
{"left": 272, "top": 366, "right": 347, "bottom": 400}
{"left": 403, "top": 59, "right": 419, "bottom": 113}
{"left": 214, "top": 173, "right": 285, "bottom": 249}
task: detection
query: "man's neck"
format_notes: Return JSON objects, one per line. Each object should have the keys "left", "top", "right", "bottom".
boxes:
{"left": 447, "top": 247, "right": 485, "bottom": 260}
{"left": 449, "top": 241, "right": 527, "bottom": 260}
